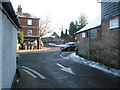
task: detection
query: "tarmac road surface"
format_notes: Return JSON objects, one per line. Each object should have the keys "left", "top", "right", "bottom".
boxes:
{"left": 14, "top": 48, "right": 119, "bottom": 88}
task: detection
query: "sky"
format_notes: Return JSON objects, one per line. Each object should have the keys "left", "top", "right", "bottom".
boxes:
{"left": 10, "top": 0, "right": 101, "bottom": 35}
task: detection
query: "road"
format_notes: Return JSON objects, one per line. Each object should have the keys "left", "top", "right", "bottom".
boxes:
{"left": 14, "top": 48, "right": 119, "bottom": 88}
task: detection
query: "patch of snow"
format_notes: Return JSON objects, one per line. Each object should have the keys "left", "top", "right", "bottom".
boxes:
{"left": 67, "top": 53, "right": 120, "bottom": 77}
{"left": 60, "top": 55, "right": 69, "bottom": 60}
{"left": 48, "top": 43, "right": 57, "bottom": 46}
{"left": 42, "top": 32, "right": 54, "bottom": 38}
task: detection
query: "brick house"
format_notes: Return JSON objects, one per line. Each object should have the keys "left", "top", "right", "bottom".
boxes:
{"left": 42, "top": 32, "right": 60, "bottom": 44}
{"left": 17, "top": 5, "right": 40, "bottom": 49}
{"left": 75, "top": 2, "right": 120, "bottom": 69}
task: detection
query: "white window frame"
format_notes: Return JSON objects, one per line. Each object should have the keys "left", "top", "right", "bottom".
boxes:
{"left": 27, "top": 30, "right": 32, "bottom": 36}
{"left": 82, "top": 32, "right": 86, "bottom": 38}
{"left": 109, "top": 19, "right": 119, "bottom": 29}
{"left": 27, "top": 19, "right": 32, "bottom": 25}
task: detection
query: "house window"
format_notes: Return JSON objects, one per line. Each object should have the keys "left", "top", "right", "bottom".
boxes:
{"left": 91, "top": 29, "right": 97, "bottom": 38}
{"left": 109, "top": 19, "right": 119, "bottom": 29}
{"left": 82, "top": 32, "right": 86, "bottom": 38}
{"left": 27, "top": 30, "right": 32, "bottom": 36}
{"left": 27, "top": 19, "right": 32, "bottom": 25}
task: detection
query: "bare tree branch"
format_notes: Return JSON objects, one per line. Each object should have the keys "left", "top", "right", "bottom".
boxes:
{"left": 39, "top": 16, "right": 53, "bottom": 38}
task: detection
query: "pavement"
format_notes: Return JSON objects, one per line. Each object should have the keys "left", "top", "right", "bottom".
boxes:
{"left": 17, "top": 47, "right": 60, "bottom": 53}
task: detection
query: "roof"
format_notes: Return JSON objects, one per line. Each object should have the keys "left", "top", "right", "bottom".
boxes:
{"left": 76, "top": 15, "right": 101, "bottom": 34}
{"left": 16, "top": 5, "right": 40, "bottom": 20}
{"left": 2, "top": 2, "right": 20, "bottom": 29}
{"left": 17, "top": 13, "right": 40, "bottom": 20}
{"left": 42, "top": 32, "right": 55, "bottom": 38}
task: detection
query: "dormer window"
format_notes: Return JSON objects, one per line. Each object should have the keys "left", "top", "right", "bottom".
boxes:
{"left": 27, "top": 19, "right": 32, "bottom": 25}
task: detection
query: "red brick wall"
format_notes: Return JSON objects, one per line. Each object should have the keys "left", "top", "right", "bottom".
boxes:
{"left": 19, "top": 18, "right": 39, "bottom": 27}
{"left": 20, "top": 28, "right": 39, "bottom": 36}
{"left": 19, "top": 18, "right": 39, "bottom": 36}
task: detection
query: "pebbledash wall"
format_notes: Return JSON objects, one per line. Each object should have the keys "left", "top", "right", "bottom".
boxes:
{"left": 2, "top": 12, "right": 17, "bottom": 88}
{"left": 75, "top": 2, "right": 120, "bottom": 69}
{"left": 0, "top": 2, "right": 2, "bottom": 90}
{"left": 0, "top": 2, "right": 19, "bottom": 88}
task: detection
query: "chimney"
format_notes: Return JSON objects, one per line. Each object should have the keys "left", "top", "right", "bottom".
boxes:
{"left": 17, "top": 5, "right": 22, "bottom": 13}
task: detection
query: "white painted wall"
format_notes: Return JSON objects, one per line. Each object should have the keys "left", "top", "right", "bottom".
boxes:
{"left": 0, "top": 2, "right": 2, "bottom": 90}
{"left": 2, "top": 9, "right": 17, "bottom": 88}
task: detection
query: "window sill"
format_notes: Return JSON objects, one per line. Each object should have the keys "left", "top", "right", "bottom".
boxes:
{"left": 109, "top": 26, "right": 119, "bottom": 30}
{"left": 82, "top": 37, "right": 86, "bottom": 38}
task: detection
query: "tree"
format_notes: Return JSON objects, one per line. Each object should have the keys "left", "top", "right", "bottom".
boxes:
{"left": 69, "top": 21, "right": 77, "bottom": 38}
{"left": 65, "top": 29, "right": 68, "bottom": 35}
{"left": 18, "top": 31, "right": 24, "bottom": 44}
{"left": 39, "top": 16, "right": 53, "bottom": 38}
{"left": 61, "top": 31, "right": 64, "bottom": 39}
{"left": 77, "top": 13, "right": 88, "bottom": 30}
{"left": 64, "top": 29, "right": 69, "bottom": 39}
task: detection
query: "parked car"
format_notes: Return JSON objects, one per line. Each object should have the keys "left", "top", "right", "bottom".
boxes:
{"left": 60, "top": 42, "right": 76, "bottom": 51}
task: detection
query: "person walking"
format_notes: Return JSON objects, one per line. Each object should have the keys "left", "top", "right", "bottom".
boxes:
{"left": 39, "top": 40, "right": 44, "bottom": 49}
{"left": 27, "top": 41, "right": 31, "bottom": 49}
{"left": 33, "top": 40, "right": 37, "bottom": 49}
{"left": 30, "top": 41, "right": 33, "bottom": 49}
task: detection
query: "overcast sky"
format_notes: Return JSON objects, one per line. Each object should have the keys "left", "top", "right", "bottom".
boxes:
{"left": 10, "top": 0, "right": 101, "bottom": 34}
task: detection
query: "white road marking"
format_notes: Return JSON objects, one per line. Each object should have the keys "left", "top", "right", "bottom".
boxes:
{"left": 56, "top": 63, "right": 66, "bottom": 68}
{"left": 56, "top": 63, "right": 75, "bottom": 75}
{"left": 22, "top": 69, "right": 38, "bottom": 78}
{"left": 22, "top": 66, "right": 46, "bottom": 79}
{"left": 60, "top": 55, "right": 69, "bottom": 59}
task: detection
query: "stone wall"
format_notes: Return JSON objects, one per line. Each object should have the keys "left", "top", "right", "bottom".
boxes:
{"left": 77, "top": 40, "right": 89, "bottom": 59}
{"left": 100, "top": 16, "right": 119, "bottom": 69}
